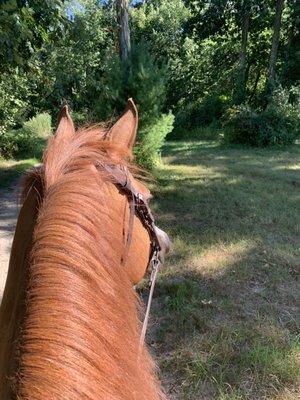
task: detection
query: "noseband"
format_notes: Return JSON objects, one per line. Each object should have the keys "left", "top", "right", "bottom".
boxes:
{"left": 103, "top": 164, "right": 163, "bottom": 347}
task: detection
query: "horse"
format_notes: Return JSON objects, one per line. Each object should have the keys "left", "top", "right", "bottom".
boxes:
{"left": 0, "top": 99, "right": 170, "bottom": 400}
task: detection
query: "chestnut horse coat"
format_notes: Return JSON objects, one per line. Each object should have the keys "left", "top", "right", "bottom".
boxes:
{"left": 0, "top": 100, "right": 166, "bottom": 400}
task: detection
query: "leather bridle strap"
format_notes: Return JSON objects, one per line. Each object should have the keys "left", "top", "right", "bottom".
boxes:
{"left": 122, "top": 190, "right": 135, "bottom": 266}
{"left": 139, "top": 254, "right": 160, "bottom": 350}
{"left": 103, "top": 164, "right": 161, "bottom": 262}
{"left": 102, "top": 164, "right": 162, "bottom": 347}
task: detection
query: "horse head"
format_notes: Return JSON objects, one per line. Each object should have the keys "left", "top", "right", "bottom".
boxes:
{"left": 0, "top": 99, "right": 170, "bottom": 400}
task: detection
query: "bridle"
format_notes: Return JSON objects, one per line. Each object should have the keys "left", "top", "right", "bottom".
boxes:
{"left": 103, "top": 164, "right": 164, "bottom": 348}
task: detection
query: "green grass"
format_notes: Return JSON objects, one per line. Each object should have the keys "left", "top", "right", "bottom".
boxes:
{"left": 0, "top": 158, "right": 38, "bottom": 190}
{"left": 149, "top": 140, "right": 300, "bottom": 399}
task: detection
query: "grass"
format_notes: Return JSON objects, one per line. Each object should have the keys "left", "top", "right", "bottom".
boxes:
{"left": 0, "top": 158, "right": 38, "bottom": 190}
{"left": 148, "top": 140, "right": 300, "bottom": 399}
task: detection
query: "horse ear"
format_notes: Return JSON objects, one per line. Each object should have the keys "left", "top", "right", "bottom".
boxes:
{"left": 107, "top": 98, "right": 138, "bottom": 151}
{"left": 55, "top": 104, "right": 75, "bottom": 141}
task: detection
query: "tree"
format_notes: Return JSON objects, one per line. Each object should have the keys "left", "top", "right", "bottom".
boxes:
{"left": 0, "top": 0, "right": 65, "bottom": 72}
{"left": 27, "top": 0, "right": 115, "bottom": 119}
{"left": 282, "top": 0, "right": 300, "bottom": 86}
{"left": 116, "top": 0, "right": 131, "bottom": 61}
{"left": 266, "top": 0, "right": 285, "bottom": 89}
{"left": 234, "top": 0, "right": 251, "bottom": 104}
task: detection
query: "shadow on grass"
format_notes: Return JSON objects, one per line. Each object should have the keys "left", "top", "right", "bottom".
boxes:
{"left": 147, "top": 141, "right": 300, "bottom": 399}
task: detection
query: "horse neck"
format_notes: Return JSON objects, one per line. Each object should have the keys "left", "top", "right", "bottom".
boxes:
{"left": 6, "top": 170, "right": 163, "bottom": 400}
{"left": 0, "top": 183, "right": 40, "bottom": 400}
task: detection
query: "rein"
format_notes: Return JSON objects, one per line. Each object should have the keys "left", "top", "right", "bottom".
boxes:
{"left": 103, "top": 165, "right": 162, "bottom": 348}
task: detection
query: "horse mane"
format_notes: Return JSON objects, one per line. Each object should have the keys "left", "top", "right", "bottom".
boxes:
{"left": 14, "top": 127, "right": 164, "bottom": 399}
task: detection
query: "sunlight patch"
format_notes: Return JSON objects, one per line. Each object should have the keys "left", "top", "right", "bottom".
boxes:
{"left": 161, "top": 163, "right": 225, "bottom": 180}
{"left": 188, "top": 240, "right": 255, "bottom": 277}
{"left": 272, "top": 164, "right": 300, "bottom": 171}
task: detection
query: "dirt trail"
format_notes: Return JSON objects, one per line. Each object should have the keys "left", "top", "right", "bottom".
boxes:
{"left": 0, "top": 187, "right": 18, "bottom": 299}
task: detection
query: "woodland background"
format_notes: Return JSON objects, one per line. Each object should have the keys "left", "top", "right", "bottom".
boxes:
{"left": 0, "top": 0, "right": 299, "bottom": 168}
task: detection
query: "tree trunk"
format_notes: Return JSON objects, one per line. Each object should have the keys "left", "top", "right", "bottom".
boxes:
{"left": 249, "top": 67, "right": 261, "bottom": 102}
{"left": 267, "top": 0, "right": 285, "bottom": 87}
{"left": 283, "top": 1, "right": 298, "bottom": 84}
{"left": 234, "top": 5, "right": 250, "bottom": 104}
{"left": 116, "top": 0, "right": 131, "bottom": 62}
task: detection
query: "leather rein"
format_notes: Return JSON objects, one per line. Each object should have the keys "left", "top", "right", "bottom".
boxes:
{"left": 103, "top": 164, "right": 163, "bottom": 348}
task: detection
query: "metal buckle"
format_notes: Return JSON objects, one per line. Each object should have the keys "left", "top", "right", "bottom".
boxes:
{"left": 148, "top": 250, "right": 160, "bottom": 287}
{"left": 136, "top": 193, "right": 144, "bottom": 203}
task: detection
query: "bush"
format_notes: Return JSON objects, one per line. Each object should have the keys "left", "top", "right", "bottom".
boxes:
{"left": 23, "top": 113, "right": 52, "bottom": 138}
{"left": 173, "top": 95, "right": 229, "bottom": 136}
{"left": 0, "top": 129, "right": 39, "bottom": 159}
{"left": 0, "top": 113, "right": 51, "bottom": 159}
{"left": 222, "top": 104, "right": 256, "bottom": 144}
{"left": 223, "top": 86, "right": 300, "bottom": 146}
{"left": 168, "top": 124, "right": 222, "bottom": 141}
{"left": 135, "top": 113, "right": 174, "bottom": 169}
{"left": 0, "top": 131, "right": 18, "bottom": 159}
{"left": 0, "top": 72, "right": 31, "bottom": 134}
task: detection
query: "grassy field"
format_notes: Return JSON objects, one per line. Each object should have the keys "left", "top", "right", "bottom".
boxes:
{"left": 0, "top": 158, "right": 38, "bottom": 190}
{"left": 149, "top": 141, "right": 300, "bottom": 400}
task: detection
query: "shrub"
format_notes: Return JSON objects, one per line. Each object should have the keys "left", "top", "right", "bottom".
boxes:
{"left": 222, "top": 104, "right": 257, "bottom": 144}
{"left": 173, "top": 94, "right": 229, "bottom": 136}
{"left": 223, "top": 86, "right": 300, "bottom": 146}
{"left": 0, "top": 72, "right": 30, "bottom": 134}
{"left": 23, "top": 113, "right": 52, "bottom": 138}
{"left": 0, "top": 131, "right": 18, "bottom": 159}
{"left": 135, "top": 113, "right": 174, "bottom": 169}
{"left": 0, "top": 129, "right": 39, "bottom": 159}
{"left": 169, "top": 124, "right": 222, "bottom": 141}
{"left": 0, "top": 113, "right": 51, "bottom": 159}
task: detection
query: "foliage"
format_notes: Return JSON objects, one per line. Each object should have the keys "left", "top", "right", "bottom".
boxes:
{"left": 223, "top": 86, "right": 300, "bottom": 146}
{"left": 126, "top": 41, "right": 167, "bottom": 126}
{"left": 23, "top": 113, "right": 52, "bottom": 138}
{"left": 0, "top": 0, "right": 65, "bottom": 72}
{"left": 131, "top": 0, "right": 190, "bottom": 62}
{"left": 0, "top": 112, "right": 51, "bottom": 159}
{"left": 28, "top": 0, "right": 115, "bottom": 118}
{"left": 1, "top": 0, "right": 299, "bottom": 161}
{"left": 100, "top": 40, "right": 168, "bottom": 120}
{"left": 135, "top": 113, "right": 174, "bottom": 169}
{"left": 0, "top": 128, "right": 38, "bottom": 159}
{"left": 0, "top": 158, "right": 38, "bottom": 189}
{"left": 0, "top": 71, "right": 31, "bottom": 134}
{"left": 173, "top": 95, "right": 229, "bottom": 133}
{"left": 100, "top": 40, "right": 174, "bottom": 168}
{"left": 168, "top": 124, "right": 222, "bottom": 141}
{"left": 126, "top": 42, "right": 174, "bottom": 168}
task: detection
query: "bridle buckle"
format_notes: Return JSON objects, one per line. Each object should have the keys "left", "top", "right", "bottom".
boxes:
{"left": 136, "top": 193, "right": 144, "bottom": 202}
